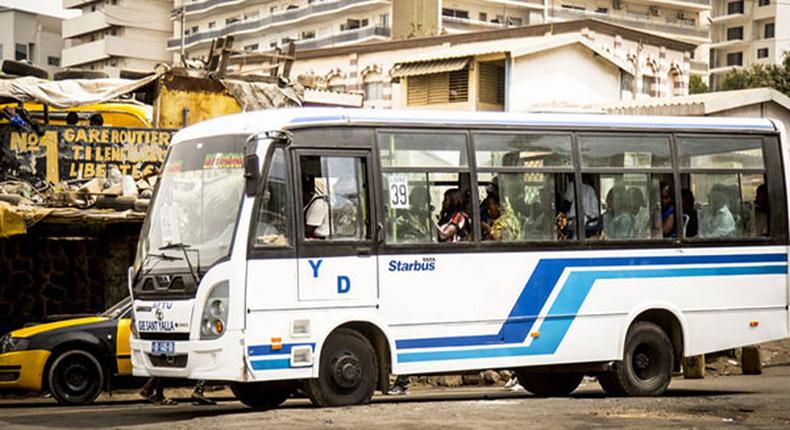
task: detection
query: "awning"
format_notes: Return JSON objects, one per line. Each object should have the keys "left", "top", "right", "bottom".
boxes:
{"left": 391, "top": 57, "right": 471, "bottom": 78}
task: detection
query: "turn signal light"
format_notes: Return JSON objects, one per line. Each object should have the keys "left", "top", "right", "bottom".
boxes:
{"left": 749, "top": 321, "right": 759, "bottom": 328}
{"left": 530, "top": 331, "right": 540, "bottom": 338}
{"left": 215, "top": 319, "right": 224, "bottom": 334}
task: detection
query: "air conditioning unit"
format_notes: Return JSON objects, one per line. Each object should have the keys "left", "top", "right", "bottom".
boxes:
{"left": 612, "top": 0, "right": 622, "bottom": 9}
{"left": 677, "top": 11, "right": 687, "bottom": 19}
{"left": 649, "top": 6, "right": 661, "bottom": 16}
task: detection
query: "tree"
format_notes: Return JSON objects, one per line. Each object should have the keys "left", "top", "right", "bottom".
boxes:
{"left": 719, "top": 52, "right": 790, "bottom": 96}
{"left": 689, "top": 75, "right": 708, "bottom": 94}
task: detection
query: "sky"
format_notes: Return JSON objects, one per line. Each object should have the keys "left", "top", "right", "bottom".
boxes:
{"left": 0, "top": 0, "right": 80, "bottom": 18}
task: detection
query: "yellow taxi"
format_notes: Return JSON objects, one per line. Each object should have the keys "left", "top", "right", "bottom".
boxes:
{"left": 0, "top": 297, "right": 132, "bottom": 405}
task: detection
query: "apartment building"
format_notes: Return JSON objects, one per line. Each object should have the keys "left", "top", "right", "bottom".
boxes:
{"left": 169, "top": 0, "right": 710, "bottom": 71}
{"left": 708, "top": 0, "right": 789, "bottom": 89}
{"left": 0, "top": 7, "right": 64, "bottom": 76}
{"left": 61, "top": 0, "right": 173, "bottom": 77}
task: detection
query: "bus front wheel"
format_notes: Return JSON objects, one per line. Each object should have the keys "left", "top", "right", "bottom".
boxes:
{"left": 516, "top": 371, "right": 583, "bottom": 397}
{"left": 306, "top": 328, "right": 378, "bottom": 407}
{"left": 601, "top": 321, "right": 673, "bottom": 396}
{"left": 231, "top": 381, "right": 293, "bottom": 409}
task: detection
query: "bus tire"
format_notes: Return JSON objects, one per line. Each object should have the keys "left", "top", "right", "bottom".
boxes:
{"left": 231, "top": 381, "right": 292, "bottom": 409}
{"left": 306, "top": 328, "right": 378, "bottom": 407}
{"left": 607, "top": 321, "right": 674, "bottom": 396}
{"left": 597, "top": 372, "right": 626, "bottom": 396}
{"left": 48, "top": 349, "right": 104, "bottom": 405}
{"left": 516, "top": 371, "right": 583, "bottom": 397}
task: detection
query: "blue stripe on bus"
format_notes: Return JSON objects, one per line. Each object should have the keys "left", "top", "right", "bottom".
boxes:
{"left": 248, "top": 343, "right": 315, "bottom": 357}
{"left": 287, "top": 114, "right": 775, "bottom": 131}
{"left": 250, "top": 358, "right": 292, "bottom": 370}
{"left": 397, "top": 263, "right": 786, "bottom": 363}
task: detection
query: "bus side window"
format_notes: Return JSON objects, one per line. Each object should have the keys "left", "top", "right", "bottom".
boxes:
{"left": 378, "top": 131, "right": 471, "bottom": 244}
{"left": 578, "top": 134, "right": 675, "bottom": 240}
{"left": 677, "top": 136, "right": 768, "bottom": 239}
{"left": 253, "top": 147, "right": 291, "bottom": 247}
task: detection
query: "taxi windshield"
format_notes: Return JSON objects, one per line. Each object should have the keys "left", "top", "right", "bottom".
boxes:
{"left": 101, "top": 296, "right": 131, "bottom": 319}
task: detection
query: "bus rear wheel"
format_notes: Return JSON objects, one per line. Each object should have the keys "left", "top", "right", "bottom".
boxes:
{"left": 231, "top": 381, "right": 293, "bottom": 409}
{"left": 602, "top": 321, "right": 673, "bottom": 396}
{"left": 516, "top": 371, "right": 583, "bottom": 397}
{"left": 306, "top": 328, "right": 378, "bottom": 407}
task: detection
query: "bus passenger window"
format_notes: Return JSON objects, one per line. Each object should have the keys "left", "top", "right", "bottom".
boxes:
{"left": 254, "top": 147, "right": 290, "bottom": 246}
{"left": 378, "top": 132, "right": 471, "bottom": 244}
{"left": 578, "top": 134, "right": 674, "bottom": 240}
{"left": 300, "top": 155, "right": 370, "bottom": 241}
{"left": 474, "top": 133, "right": 573, "bottom": 242}
{"left": 677, "top": 136, "right": 768, "bottom": 239}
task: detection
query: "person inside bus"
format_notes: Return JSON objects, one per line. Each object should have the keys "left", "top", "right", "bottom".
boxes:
{"left": 681, "top": 188, "right": 698, "bottom": 238}
{"left": 701, "top": 183, "right": 736, "bottom": 238}
{"left": 660, "top": 185, "right": 676, "bottom": 238}
{"left": 628, "top": 187, "right": 649, "bottom": 238}
{"left": 481, "top": 191, "right": 521, "bottom": 241}
{"left": 303, "top": 177, "right": 330, "bottom": 239}
{"left": 752, "top": 183, "right": 769, "bottom": 236}
{"left": 435, "top": 188, "right": 470, "bottom": 242}
{"left": 603, "top": 186, "right": 632, "bottom": 239}
{"left": 559, "top": 175, "right": 601, "bottom": 239}
{"left": 395, "top": 185, "right": 431, "bottom": 242}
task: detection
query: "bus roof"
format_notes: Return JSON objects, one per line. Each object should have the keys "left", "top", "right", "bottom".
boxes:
{"left": 172, "top": 108, "right": 779, "bottom": 144}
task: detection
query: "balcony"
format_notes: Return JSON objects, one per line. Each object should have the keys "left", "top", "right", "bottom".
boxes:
{"left": 709, "top": 12, "right": 749, "bottom": 23}
{"left": 553, "top": 8, "right": 709, "bottom": 41}
{"left": 169, "top": 0, "right": 390, "bottom": 50}
{"left": 477, "top": 0, "right": 546, "bottom": 10}
{"left": 296, "top": 26, "right": 391, "bottom": 50}
{"left": 627, "top": 0, "right": 711, "bottom": 11}
{"left": 709, "top": 38, "right": 750, "bottom": 49}
{"left": 442, "top": 16, "right": 520, "bottom": 33}
{"left": 689, "top": 60, "right": 708, "bottom": 73}
{"left": 63, "top": 0, "right": 98, "bottom": 8}
{"left": 63, "top": 36, "right": 171, "bottom": 67}
{"left": 63, "top": 6, "right": 171, "bottom": 38}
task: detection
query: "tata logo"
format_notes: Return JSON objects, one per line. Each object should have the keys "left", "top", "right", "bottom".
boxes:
{"left": 156, "top": 275, "right": 172, "bottom": 287}
{"left": 155, "top": 308, "right": 165, "bottom": 321}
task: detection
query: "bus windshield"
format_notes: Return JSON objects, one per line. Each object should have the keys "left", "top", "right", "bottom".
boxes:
{"left": 136, "top": 135, "right": 246, "bottom": 275}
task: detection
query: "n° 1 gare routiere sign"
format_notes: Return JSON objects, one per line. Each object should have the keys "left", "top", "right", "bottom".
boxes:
{"left": 8, "top": 126, "right": 177, "bottom": 182}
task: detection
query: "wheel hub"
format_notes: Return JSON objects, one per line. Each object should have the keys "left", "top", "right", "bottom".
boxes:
{"left": 332, "top": 355, "right": 361, "bottom": 389}
{"left": 63, "top": 363, "right": 89, "bottom": 392}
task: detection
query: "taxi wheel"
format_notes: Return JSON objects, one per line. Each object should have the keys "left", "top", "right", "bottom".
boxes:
{"left": 305, "top": 328, "right": 377, "bottom": 407}
{"left": 48, "top": 349, "right": 104, "bottom": 405}
{"left": 231, "top": 381, "right": 293, "bottom": 409}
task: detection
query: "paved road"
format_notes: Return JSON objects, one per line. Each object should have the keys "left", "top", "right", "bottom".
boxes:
{"left": 2, "top": 366, "right": 790, "bottom": 429}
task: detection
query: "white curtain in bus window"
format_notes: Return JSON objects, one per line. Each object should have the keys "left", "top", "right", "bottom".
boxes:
{"left": 474, "top": 134, "right": 572, "bottom": 168}
{"left": 677, "top": 137, "right": 767, "bottom": 239}
{"left": 254, "top": 147, "right": 290, "bottom": 247}
{"left": 378, "top": 132, "right": 468, "bottom": 168}
{"left": 579, "top": 135, "right": 671, "bottom": 168}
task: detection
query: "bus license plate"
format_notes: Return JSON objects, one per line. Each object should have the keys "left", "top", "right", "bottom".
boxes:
{"left": 151, "top": 341, "right": 175, "bottom": 355}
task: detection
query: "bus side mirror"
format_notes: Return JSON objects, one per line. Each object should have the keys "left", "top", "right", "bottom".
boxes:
{"left": 244, "top": 139, "right": 260, "bottom": 197}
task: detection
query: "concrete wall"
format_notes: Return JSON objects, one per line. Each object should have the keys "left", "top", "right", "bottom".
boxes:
{"left": 392, "top": 0, "right": 439, "bottom": 39}
{"left": 711, "top": 102, "right": 790, "bottom": 132}
{"left": 0, "top": 10, "right": 64, "bottom": 76}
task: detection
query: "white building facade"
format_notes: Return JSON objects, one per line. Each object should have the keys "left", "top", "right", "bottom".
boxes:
{"left": 170, "top": 0, "right": 710, "bottom": 73}
{"left": 0, "top": 7, "right": 64, "bottom": 76}
{"left": 61, "top": 0, "right": 173, "bottom": 76}
{"left": 708, "top": 0, "right": 789, "bottom": 89}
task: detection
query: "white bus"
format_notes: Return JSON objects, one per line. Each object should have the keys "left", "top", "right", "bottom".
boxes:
{"left": 130, "top": 109, "right": 789, "bottom": 407}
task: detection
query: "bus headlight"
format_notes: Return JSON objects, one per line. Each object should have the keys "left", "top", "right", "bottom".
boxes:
{"left": 200, "top": 282, "right": 229, "bottom": 340}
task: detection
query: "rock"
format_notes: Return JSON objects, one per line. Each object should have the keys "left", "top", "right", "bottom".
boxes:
{"left": 433, "top": 375, "right": 463, "bottom": 387}
{"left": 462, "top": 374, "right": 482, "bottom": 386}
{"left": 481, "top": 370, "right": 501, "bottom": 385}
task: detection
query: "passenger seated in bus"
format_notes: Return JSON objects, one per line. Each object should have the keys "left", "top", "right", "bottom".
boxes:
{"left": 603, "top": 186, "right": 633, "bottom": 239}
{"left": 435, "top": 188, "right": 470, "bottom": 242}
{"left": 701, "top": 184, "right": 736, "bottom": 238}
{"left": 481, "top": 191, "right": 521, "bottom": 241}
{"left": 395, "top": 185, "right": 431, "bottom": 242}
{"left": 628, "top": 187, "right": 649, "bottom": 238}
{"left": 303, "top": 177, "right": 329, "bottom": 239}
{"left": 681, "top": 189, "right": 698, "bottom": 238}
{"left": 752, "top": 183, "right": 769, "bottom": 236}
{"left": 661, "top": 185, "right": 676, "bottom": 238}
{"left": 559, "top": 177, "right": 601, "bottom": 239}
{"left": 479, "top": 182, "right": 499, "bottom": 226}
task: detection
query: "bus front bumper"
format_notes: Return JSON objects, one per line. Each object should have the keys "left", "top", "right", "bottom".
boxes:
{"left": 130, "top": 331, "right": 244, "bottom": 381}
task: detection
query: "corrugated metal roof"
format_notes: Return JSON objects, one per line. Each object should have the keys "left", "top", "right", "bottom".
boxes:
{"left": 598, "top": 88, "right": 790, "bottom": 115}
{"left": 391, "top": 57, "right": 471, "bottom": 78}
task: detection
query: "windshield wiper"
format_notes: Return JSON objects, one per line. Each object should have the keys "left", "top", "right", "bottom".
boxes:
{"left": 136, "top": 253, "right": 184, "bottom": 282}
{"left": 160, "top": 242, "right": 201, "bottom": 284}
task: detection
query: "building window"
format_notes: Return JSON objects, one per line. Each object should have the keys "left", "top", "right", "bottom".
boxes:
{"left": 726, "top": 52, "right": 743, "bottom": 66}
{"left": 479, "top": 12, "right": 487, "bottom": 21}
{"left": 364, "top": 81, "right": 384, "bottom": 101}
{"left": 244, "top": 12, "right": 259, "bottom": 20}
{"left": 726, "top": 27, "right": 743, "bottom": 40}
{"left": 764, "top": 23, "right": 775, "bottom": 39}
{"left": 641, "top": 75, "right": 657, "bottom": 97}
{"left": 14, "top": 43, "right": 26, "bottom": 61}
{"left": 301, "top": 30, "right": 316, "bottom": 40}
{"left": 727, "top": 1, "right": 744, "bottom": 14}
{"left": 758, "top": 0, "right": 770, "bottom": 6}
{"left": 191, "top": 26, "right": 198, "bottom": 33}
{"left": 757, "top": 48, "right": 769, "bottom": 58}
{"left": 226, "top": 16, "right": 241, "bottom": 25}
{"left": 620, "top": 71, "right": 634, "bottom": 99}
{"left": 596, "top": 7, "right": 608, "bottom": 13}
{"left": 442, "top": 8, "right": 470, "bottom": 19}
{"left": 208, "top": 21, "right": 215, "bottom": 29}
{"left": 478, "top": 62, "right": 505, "bottom": 105}
{"left": 244, "top": 44, "right": 259, "bottom": 51}
{"left": 407, "top": 69, "right": 469, "bottom": 106}
{"left": 507, "top": 17, "right": 523, "bottom": 26}
{"left": 0, "top": 45, "right": 3, "bottom": 59}
{"left": 379, "top": 14, "right": 389, "bottom": 27}
{"left": 561, "top": 4, "right": 586, "bottom": 11}
{"left": 47, "top": 56, "right": 60, "bottom": 67}
{"left": 270, "top": 41, "right": 277, "bottom": 48}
